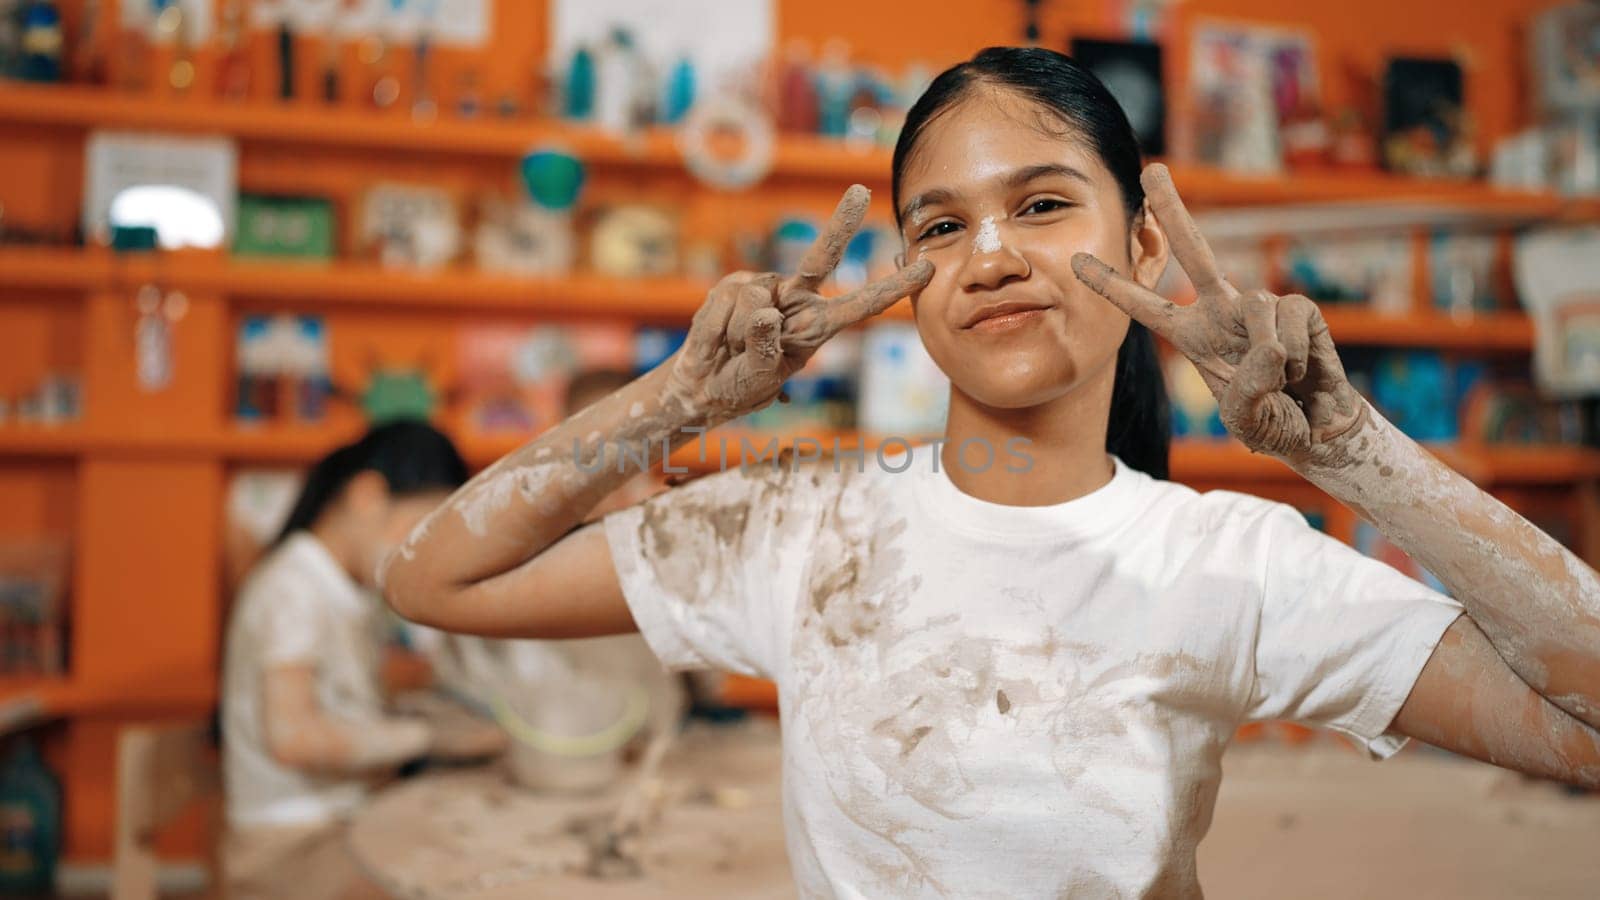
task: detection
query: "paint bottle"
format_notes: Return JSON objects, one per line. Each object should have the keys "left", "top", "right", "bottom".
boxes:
{"left": 592, "top": 27, "right": 644, "bottom": 133}
{"left": 215, "top": 0, "right": 251, "bottom": 101}
{"left": 16, "top": 0, "right": 62, "bottom": 82}
{"left": 661, "top": 54, "right": 695, "bottom": 125}
{"left": 776, "top": 43, "right": 819, "bottom": 135}
{"left": 563, "top": 43, "right": 595, "bottom": 121}
{"left": 69, "top": 0, "right": 106, "bottom": 85}
{"left": 0, "top": 738, "right": 60, "bottom": 894}
{"left": 815, "top": 40, "right": 853, "bottom": 138}
{"left": 276, "top": 19, "right": 294, "bottom": 101}
{"left": 456, "top": 71, "right": 481, "bottom": 119}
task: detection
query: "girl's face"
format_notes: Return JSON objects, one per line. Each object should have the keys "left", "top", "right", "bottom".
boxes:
{"left": 897, "top": 88, "right": 1168, "bottom": 410}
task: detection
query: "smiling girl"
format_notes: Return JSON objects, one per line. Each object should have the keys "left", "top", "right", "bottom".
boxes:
{"left": 381, "top": 47, "right": 1600, "bottom": 898}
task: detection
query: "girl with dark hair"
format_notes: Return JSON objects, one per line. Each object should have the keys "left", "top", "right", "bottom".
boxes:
{"left": 384, "top": 47, "right": 1600, "bottom": 897}
{"left": 221, "top": 421, "right": 498, "bottom": 899}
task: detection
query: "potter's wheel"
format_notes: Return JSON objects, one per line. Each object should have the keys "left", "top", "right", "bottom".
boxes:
{"left": 346, "top": 720, "right": 794, "bottom": 899}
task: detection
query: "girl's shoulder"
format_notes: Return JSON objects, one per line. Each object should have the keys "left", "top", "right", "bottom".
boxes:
{"left": 1136, "top": 475, "right": 1310, "bottom": 545}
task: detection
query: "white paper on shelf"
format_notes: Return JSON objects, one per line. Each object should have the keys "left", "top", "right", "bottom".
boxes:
{"left": 83, "top": 131, "right": 238, "bottom": 248}
{"left": 1515, "top": 227, "right": 1600, "bottom": 395}
{"left": 252, "top": 0, "right": 489, "bottom": 47}
{"left": 118, "top": 0, "right": 216, "bottom": 44}
{"left": 551, "top": 0, "right": 773, "bottom": 96}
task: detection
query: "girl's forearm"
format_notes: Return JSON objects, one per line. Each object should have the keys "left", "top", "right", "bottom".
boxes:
{"left": 1289, "top": 401, "right": 1600, "bottom": 728}
{"left": 379, "top": 355, "right": 712, "bottom": 615}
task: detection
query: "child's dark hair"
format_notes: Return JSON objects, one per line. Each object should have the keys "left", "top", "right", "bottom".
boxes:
{"left": 273, "top": 420, "right": 469, "bottom": 546}
{"left": 891, "top": 46, "right": 1171, "bottom": 480}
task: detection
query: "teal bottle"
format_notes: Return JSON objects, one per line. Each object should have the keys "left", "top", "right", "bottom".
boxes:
{"left": 565, "top": 45, "right": 595, "bottom": 120}
{"left": 0, "top": 738, "right": 60, "bottom": 893}
{"left": 661, "top": 56, "right": 695, "bottom": 125}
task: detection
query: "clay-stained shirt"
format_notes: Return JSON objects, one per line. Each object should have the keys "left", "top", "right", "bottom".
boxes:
{"left": 603, "top": 452, "right": 1463, "bottom": 898}
{"left": 222, "top": 532, "right": 389, "bottom": 828}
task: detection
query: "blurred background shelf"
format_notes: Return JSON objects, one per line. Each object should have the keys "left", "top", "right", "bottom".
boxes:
{"left": 0, "top": 82, "right": 685, "bottom": 164}
{"left": 4, "top": 83, "right": 1596, "bottom": 219}
{"left": 0, "top": 249, "right": 1543, "bottom": 346}
{"left": 3, "top": 424, "right": 1594, "bottom": 487}
{"left": 0, "top": 677, "right": 215, "bottom": 730}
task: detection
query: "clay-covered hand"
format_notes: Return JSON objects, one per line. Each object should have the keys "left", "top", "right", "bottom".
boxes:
{"left": 1071, "top": 163, "right": 1365, "bottom": 460}
{"left": 665, "top": 184, "right": 935, "bottom": 423}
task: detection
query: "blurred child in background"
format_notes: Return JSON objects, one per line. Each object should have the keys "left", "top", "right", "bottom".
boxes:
{"left": 221, "top": 421, "right": 503, "bottom": 900}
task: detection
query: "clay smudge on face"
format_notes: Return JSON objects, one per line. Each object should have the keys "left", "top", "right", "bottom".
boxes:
{"left": 972, "top": 215, "right": 1002, "bottom": 255}
{"left": 902, "top": 196, "right": 933, "bottom": 230}
{"left": 629, "top": 401, "right": 644, "bottom": 418}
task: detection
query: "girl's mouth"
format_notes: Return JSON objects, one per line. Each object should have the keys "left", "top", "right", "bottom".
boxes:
{"left": 968, "top": 308, "right": 1048, "bottom": 333}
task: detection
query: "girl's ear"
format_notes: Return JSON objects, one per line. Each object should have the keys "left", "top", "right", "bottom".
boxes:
{"left": 1129, "top": 201, "right": 1170, "bottom": 291}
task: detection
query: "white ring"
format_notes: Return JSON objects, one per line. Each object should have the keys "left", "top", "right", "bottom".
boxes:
{"left": 677, "top": 94, "right": 776, "bottom": 191}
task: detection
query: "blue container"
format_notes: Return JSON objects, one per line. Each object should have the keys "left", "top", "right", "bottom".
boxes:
{"left": 0, "top": 738, "right": 61, "bottom": 893}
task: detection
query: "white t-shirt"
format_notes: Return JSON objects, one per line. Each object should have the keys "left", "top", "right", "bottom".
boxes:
{"left": 222, "top": 532, "right": 391, "bottom": 828}
{"left": 603, "top": 451, "right": 1463, "bottom": 898}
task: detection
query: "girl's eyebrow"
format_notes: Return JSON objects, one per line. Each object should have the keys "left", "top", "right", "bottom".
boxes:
{"left": 1005, "top": 163, "right": 1092, "bottom": 189}
{"left": 900, "top": 164, "right": 1092, "bottom": 223}
{"left": 899, "top": 190, "right": 955, "bottom": 225}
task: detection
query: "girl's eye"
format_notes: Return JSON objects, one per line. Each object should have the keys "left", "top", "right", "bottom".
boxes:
{"left": 916, "top": 221, "right": 961, "bottom": 242}
{"left": 1023, "top": 198, "right": 1070, "bottom": 216}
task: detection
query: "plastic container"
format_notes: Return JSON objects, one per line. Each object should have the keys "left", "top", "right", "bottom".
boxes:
{"left": 0, "top": 738, "right": 61, "bottom": 893}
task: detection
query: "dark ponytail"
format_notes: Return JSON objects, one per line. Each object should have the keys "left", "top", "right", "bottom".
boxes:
{"left": 891, "top": 46, "right": 1170, "bottom": 480}
{"left": 273, "top": 420, "right": 469, "bottom": 546}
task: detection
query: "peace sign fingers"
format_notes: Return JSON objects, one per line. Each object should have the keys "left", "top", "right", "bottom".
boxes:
{"left": 1072, "top": 252, "right": 1197, "bottom": 355}
{"left": 1140, "top": 164, "right": 1242, "bottom": 337}
{"left": 823, "top": 259, "right": 935, "bottom": 334}
{"left": 785, "top": 184, "right": 872, "bottom": 296}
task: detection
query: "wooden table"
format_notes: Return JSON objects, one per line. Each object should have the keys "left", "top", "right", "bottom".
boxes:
{"left": 347, "top": 720, "right": 795, "bottom": 899}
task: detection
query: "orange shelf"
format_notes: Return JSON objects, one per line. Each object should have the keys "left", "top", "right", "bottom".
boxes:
{"left": 0, "top": 248, "right": 925, "bottom": 323}
{"left": 0, "top": 427, "right": 95, "bottom": 457}
{"left": 1169, "top": 439, "right": 1600, "bottom": 487}
{"left": 0, "top": 249, "right": 1539, "bottom": 350}
{"left": 1320, "top": 307, "right": 1536, "bottom": 351}
{"left": 0, "top": 247, "right": 720, "bottom": 317}
{"left": 5, "top": 422, "right": 1597, "bottom": 488}
{"left": 0, "top": 676, "right": 215, "bottom": 733}
{"left": 770, "top": 133, "right": 893, "bottom": 183}
{"left": 1167, "top": 165, "right": 1570, "bottom": 216}
{"left": 0, "top": 82, "right": 684, "bottom": 165}
{"left": 0, "top": 247, "right": 111, "bottom": 291}
{"left": 5, "top": 83, "right": 1597, "bottom": 217}
{"left": 164, "top": 258, "right": 717, "bottom": 318}
{"left": 1171, "top": 440, "right": 1300, "bottom": 481}
{"left": 0, "top": 82, "right": 895, "bottom": 182}
{"left": 717, "top": 674, "right": 780, "bottom": 711}
{"left": 1474, "top": 445, "right": 1600, "bottom": 485}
